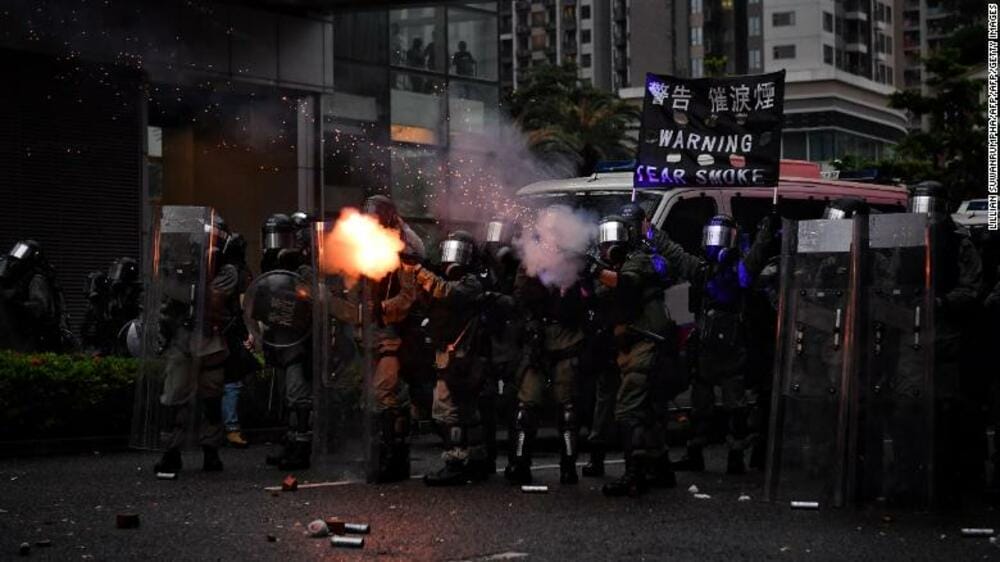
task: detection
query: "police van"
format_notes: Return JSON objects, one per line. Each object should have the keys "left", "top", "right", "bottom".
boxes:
{"left": 515, "top": 159, "right": 908, "bottom": 330}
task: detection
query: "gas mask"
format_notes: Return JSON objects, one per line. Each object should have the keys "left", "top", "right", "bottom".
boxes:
{"left": 597, "top": 218, "right": 630, "bottom": 266}
{"left": 702, "top": 215, "right": 739, "bottom": 264}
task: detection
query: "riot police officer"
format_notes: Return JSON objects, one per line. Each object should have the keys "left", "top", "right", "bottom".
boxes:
{"left": 403, "top": 231, "right": 492, "bottom": 486}
{"left": 673, "top": 214, "right": 778, "bottom": 475}
{"left": 590, "top": 215, "right": 676, "bottom": 497}
{"left": 260, "top": 213, "right": 316, "bottom": 470}
{"left": 909, "top": 181, "right": 983, "bottom": 501}
{"left": 107, "top": 257, "right": 143, "bottom": 355}
{"left": 154, "top": 215, "right": 238, "bottom": 476}
{"left": 0, "top": 240, "right": 73, "bottom": 353}
{"left": 80, "top": 270, "right": 112, "bottom": 355}
{"left": 363, "top": 195, "right": 425, "bottom": 483}
{"left": 478, "top": 219, "right": 521, "bottom": 473}
{"left": 505, "top": 244, "right": 587, "bottom": 486}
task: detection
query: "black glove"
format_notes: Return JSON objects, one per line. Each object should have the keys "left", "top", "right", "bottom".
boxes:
{"left": 400, "top": 252, "right": 423, "bottom": 266}
{"left": 585, "top": 253, "right": 610, "bottom": 278}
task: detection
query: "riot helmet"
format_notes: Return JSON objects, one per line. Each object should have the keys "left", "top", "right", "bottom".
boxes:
{"left": 703, "top": 215, "right": 739, "bottom": 262}
{"left": 108, "top": 257, "right": 140, "bottom": 285}
{"left": 0, "top": 240, "right": 42, "bottom": 281}
{"left": 261, "top": 213, "right": 295, "bottom": 251}
{"left": 85, "top": 271, "right": 110, "bottom": 300}
{"left": 822, "top": 197, "right": 870, "bottom": 220}
{"left": 440, "top": 230, "right": 476, "bottom": 279}
{"left": 363, "top": 195, "right": 399, "bottom": 228}
{"left": 619, "top": 202, "right": 649, "bottom": 242}
{"left": 597, "top": 215, "right": 631, "bottom": 265}
{"left": 907, "top": 180, "right": 950, "bottom": 215}
{"left": 290, "top": 211, "right": 313, "bottom": 252}
{"left": 222, "top": 233, "right": 248, "bottom": 266}
{"left": 484, "top": 219, "right": 515, "bottom": 246}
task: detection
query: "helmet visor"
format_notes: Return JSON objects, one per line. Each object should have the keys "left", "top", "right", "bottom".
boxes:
{"left": 9, "top": 242, "right": 31, "bottom": 260}
{"left": 263, "top": 231, "right": 296, "bottom": 251}
{"left": 822, "top": 207, "right": 847, "bottom": 220}
{"left": 703, "top": 225, "right": 738, "bottom": 248}
{"left": 598, "top": 221, "right": 629, "bottom": 245}
{"left": 440, "top": 239, "right": 474, "bottom": 265}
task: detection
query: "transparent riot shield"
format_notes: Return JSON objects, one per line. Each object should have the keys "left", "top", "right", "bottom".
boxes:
{"left": 130, "top": 206, "right": 214, "bottom": 450}
{"left": 311, "top": 220, "right": 376, "bottom": 481}
{"left": 765, "top": 217, "right": 861, "bottom": 507}
{"left": 850, "top": 213, "right": 936, "bottom": 507}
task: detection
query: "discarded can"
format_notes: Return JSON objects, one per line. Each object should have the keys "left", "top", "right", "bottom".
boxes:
{"left": 790, "top": 501, "right": 820, "bottom": 510}
{"left": 156, "top": 472, "right": 178, "bottom": 480}
{"left": 116, "top": 513, "right": 141, "bottom": 529}
{"left": 521, "top": 485, "right": 548, "bottom": 494}
{"left": 961, "top": 528, "right": 995, "bottom": 537}
{"left": 307, "top": 519, "right": 330, "bottom": 538}
{"left": 324, "top": 518, "right": 347, "bottom": 534}
{"left": 345, "top": 523, "right": 370, "bottom": 534}
{"left": 331, "top": 535, "right": 364, "bottom": 548}
{"left": 18, "top": 542, "right": 30, "bottom": 556}
{"left": 281, "top": 475, "right": 298, "bottom": 492}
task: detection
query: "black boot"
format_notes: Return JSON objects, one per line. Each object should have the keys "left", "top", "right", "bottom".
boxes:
{"left": 424, "top": 426, "right": 476, "bottom": 487}
{"left": 278, "top": 406, "right": 313, "bottom": 471}
{"left": 202, "top": 446, "right": 224, "bottom": 472}
{"left": 154, "top": 447, "right": 182, "bottom": 475}
{"left": 424, "top": 460, "right": 470, "bottom": 487}
{"left": 582, "top": 448, "right": 606, "bottom": 477}
{"left": 374, "top": 409, "right": 410, "bottom": 483}
{"left": 673, "top": 446, "right": 705, "bottom": 472}
{"left": 278, "top": 440, "right": 311, "bottom": 471}
{"left": 727, "top": 449, "right": 746, "bottom": 475}
{"left": 266, "top": 444, "right": 288, "bottom": 467}
{"left": 646, "top": 454, "right": 677, "bottom": 488}
{"left": 560, "top": 458, "right": 579, "bottom": 485}
{"left": 602, "top": 455, "right": 647, "bottom": 497}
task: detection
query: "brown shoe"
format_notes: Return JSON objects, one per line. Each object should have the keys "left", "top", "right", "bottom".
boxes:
{"left": 226, "top": 431, "right": 249, "bottom": 449}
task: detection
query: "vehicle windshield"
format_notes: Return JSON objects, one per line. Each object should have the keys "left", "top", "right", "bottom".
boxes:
{"left": 519, "top": 190, "right": 661, "bottom": 220}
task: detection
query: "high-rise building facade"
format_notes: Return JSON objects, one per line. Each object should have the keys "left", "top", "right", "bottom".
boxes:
{"left": 500, "top": 0, "right": 688, "bottom": 92}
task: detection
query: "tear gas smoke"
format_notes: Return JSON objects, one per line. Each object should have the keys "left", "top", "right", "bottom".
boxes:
{"left": 514, "top": 205, "right": 598, "bottom": 290}
{"left": 319, "top": 208, "right": 404, "bottom": 287}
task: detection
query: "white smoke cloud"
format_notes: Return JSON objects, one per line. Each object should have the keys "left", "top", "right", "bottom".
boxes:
{"left": 514, "top": 205, "right": 598, "bottom": 290}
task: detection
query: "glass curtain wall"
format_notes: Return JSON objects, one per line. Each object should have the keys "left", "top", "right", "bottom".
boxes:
{"left": 327, "top": 2, "right": 498, "bottom": 223}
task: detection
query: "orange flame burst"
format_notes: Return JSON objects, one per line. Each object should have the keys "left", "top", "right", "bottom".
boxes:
{"left": 320, "top": 207, "right": 404, "bottom": 286}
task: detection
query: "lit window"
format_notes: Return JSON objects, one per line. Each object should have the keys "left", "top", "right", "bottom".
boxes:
{"left": 690, "top": 26, "right": 702, "bottom": 46}
{"left": 749, "top": 49, "right": 762, "bottom": 70}
{"left": 749, "top": 16, "right": 761, "bottom": 36}
{"left": 690, "top": 0, "right": 702, "bottom": 13}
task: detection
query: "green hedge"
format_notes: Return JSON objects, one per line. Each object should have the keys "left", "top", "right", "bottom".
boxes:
{"left": 0, "top": 351, "right": 138, "bottom": 442}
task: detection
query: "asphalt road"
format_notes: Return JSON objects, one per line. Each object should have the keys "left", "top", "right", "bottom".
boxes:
{"left": 1, "top": 439, "right": 998, "bottom": 561}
